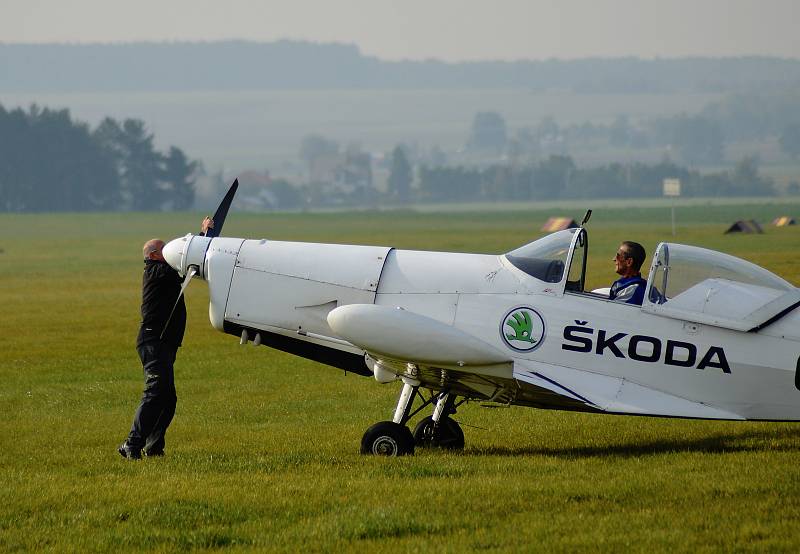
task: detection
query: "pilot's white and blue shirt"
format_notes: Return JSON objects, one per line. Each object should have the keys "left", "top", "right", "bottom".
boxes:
{"left": 610, "top": 275, "right": 647, "bottom": 305}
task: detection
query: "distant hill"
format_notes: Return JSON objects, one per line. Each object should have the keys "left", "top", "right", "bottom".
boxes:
{"left": 2, "top": 41, "right": 800, "bottom": 93}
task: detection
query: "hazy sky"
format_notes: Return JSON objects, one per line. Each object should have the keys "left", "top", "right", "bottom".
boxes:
{"left": 2, "top": 0, "right": 798, "bottom": 61}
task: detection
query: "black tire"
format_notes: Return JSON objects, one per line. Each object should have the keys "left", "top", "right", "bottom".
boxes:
{"left": 413, "top": 416, "right": 465, "bottom": 450}
{"left": 360, "top": 421, "right": 415, "bottom": 456}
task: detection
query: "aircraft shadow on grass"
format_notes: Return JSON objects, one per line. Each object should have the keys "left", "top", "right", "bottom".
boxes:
{"left": 469, "top": 427, "right": 800, "bottom": 459}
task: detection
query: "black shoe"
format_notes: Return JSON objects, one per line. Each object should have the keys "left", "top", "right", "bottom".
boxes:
{"left": 118, "top": 442, "right": 142, "bottom": 460}
{"left": 144, "top": 449, "right": 164, "bottom": 457}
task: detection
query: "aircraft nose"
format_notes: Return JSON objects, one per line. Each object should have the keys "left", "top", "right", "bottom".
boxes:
{"left": 163, "top": 234, "right": 213, "bottom": 277}
{"left": 163, "top": 235, "right": 188, "bottom": 274}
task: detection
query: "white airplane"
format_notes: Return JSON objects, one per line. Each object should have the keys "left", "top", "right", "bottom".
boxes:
{"left": 162, "top": 180, "right": 800, "bottom": 456}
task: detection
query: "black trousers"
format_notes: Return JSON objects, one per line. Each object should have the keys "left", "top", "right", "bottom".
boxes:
{"left": 126, "top": 341, "right": 178, "bottom": 453}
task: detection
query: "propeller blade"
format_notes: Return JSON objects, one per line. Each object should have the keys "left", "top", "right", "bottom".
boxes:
{"left": 160, "top": 265, "right": 198, "bottom": 339}
{"left": 204, "top": 178, "right": 239, "bottom": 238}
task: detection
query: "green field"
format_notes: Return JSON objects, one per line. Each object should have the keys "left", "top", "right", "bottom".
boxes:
{"left": 2, "top": 202, "right": 800, "bottom": 552}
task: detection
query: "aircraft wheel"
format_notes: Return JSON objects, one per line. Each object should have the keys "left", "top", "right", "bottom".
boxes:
{"left": 413, "top": 416, "right": 465, "bottom": 450}
{"left": 360, "top": 421, "right": 415, "bottom": 456}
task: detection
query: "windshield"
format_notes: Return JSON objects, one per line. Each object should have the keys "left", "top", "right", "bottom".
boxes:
{"left": 505, "top": 229, "right": 576, "bottom": 282}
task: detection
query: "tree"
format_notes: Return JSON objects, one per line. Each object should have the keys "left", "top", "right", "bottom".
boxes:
{"left": 162, "top": 146, "right": 199, "bottom": 210}
{"left": 0, "top": 106, "right": 197, "bottom": 212}
{"left": 418, "top": 166, "right": 482, "bottom": 202}
{"left": 730, "top": 156, "right": 774, "bottom": 195}
{"left": 299, "top": 134, "right": 339, "bottom": 173}
{"left": 388, "top": 145, "right": 412, "bottom": 203}
{"left": 95, "top": 117, "right": 198, "bottom": 211}
{"left": 341, "top": 146, "right": 373, "bottom": 189}
{"left": 120, "top": 119, "right": 163, "bottom": 210}
{"left": 0, "top": 105, "right": 120, "bottom": 212}
{"left": 94, "top": 117, "right": 162, "bottom": 210}
{"left": 268, "top": 178, "right": 304, "bottom": 209}
{"left": 537, "top": 155, "right": 575, "bottom": 198}
{"left": 467, "top": 112, "right": 507, "bottom": 152}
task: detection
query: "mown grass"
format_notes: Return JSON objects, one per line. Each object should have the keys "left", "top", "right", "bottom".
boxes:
{"left": 1, "top": 201, "right": 800, "bottom": 552}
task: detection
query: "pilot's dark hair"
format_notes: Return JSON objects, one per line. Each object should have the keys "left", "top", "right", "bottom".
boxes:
{"left": 621, "top": 241, "right": 646, "bottom": 271}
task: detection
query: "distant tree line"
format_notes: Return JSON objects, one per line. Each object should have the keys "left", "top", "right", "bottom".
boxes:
{"left": 416, "top": 155, "right": 775, "bottom": 203}
{"left": 4, "top": 42, "right": 800, "bottom": 94}
{"left": 0, "top": 100, "right": 782, "bottom": 213}
{"left": 254, "top": 139, "right": 775, "bottom": 209}
{"left": 0, "top": 104, "right": 198, "bottom": 212}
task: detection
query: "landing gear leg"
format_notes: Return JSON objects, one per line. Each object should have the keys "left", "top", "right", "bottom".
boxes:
{"left": 360, "top": 379, "right": 418, "bottom": 456}
{"left": 413, "top": 392, "right": 465, "bottom": 450}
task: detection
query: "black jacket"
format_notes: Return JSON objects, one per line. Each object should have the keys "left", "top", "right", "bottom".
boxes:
{"left": 136, "top": 259, "right": 186, "bottom": 348}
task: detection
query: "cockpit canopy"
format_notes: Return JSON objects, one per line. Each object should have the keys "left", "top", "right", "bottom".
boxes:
{"left": 505, "top": 228, "right": 577, "bottom": 283}
{"left": 644, "top": 242, "right": 798, "bottom": 331}
{"left": 648, "top": 243, "right": 793, "bottom": 299}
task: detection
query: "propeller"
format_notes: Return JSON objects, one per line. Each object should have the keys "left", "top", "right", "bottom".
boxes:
{"left": 160, "top": 178, "right": 239, "bottom": 338}
{"left": 204, "top": 178, "right": 239, "bottom": 238}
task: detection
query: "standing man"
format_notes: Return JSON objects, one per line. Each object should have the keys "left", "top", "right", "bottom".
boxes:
{"left": 119, "top": 217, "right": 213, "bottom": 459}
{"left": 609, "top": 241, "right": 648, "bottom": 306}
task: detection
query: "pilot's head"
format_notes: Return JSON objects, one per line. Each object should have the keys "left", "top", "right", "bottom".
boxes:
{"left": 614, "top": 241, "right": 646, "bottom": 276}
{"left": 143, "top": 239, "right": 166, "bottom": 262}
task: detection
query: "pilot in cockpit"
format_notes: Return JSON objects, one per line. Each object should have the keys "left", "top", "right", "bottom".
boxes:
{"left": 610, "top": 241, "right": 648, "bottom": 305}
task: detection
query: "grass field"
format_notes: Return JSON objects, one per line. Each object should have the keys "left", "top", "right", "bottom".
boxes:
{"left": 2, "top": 201, "right": 800, "bottom": 552}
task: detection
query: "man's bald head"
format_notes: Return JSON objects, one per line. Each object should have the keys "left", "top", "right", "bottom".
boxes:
{"left": 143, "top": 239, "right": 165, "bottom": 261}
